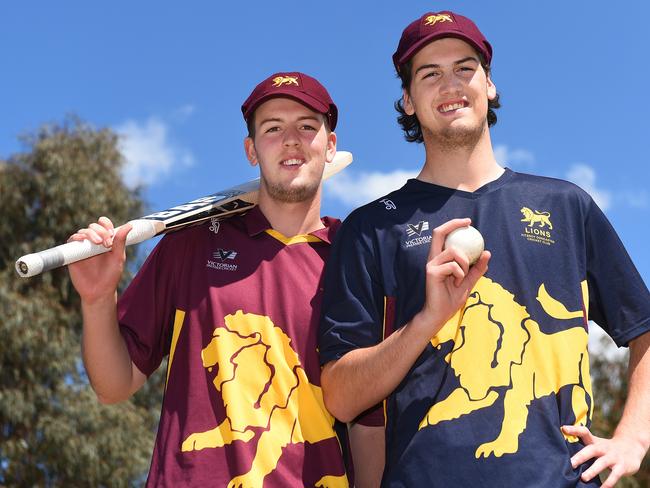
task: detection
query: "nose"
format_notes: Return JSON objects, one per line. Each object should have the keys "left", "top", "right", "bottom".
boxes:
{"left": 282, "top": 126, "right": 301, "bottom": 147}
{"left": 438, "top": 71, "right": 463, "bottom": 97}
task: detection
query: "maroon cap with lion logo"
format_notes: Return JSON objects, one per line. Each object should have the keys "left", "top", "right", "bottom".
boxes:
{"left": 241, "top": 72, "right": 338, "bottom": 130}
{"left": 393, "top": 11, "right": 492, "bottom": 73}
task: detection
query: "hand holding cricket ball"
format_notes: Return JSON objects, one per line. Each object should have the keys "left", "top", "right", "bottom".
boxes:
{"left": 416, "top": 219, "right": 489, "bottom": 340}
{"left": 443, "top": 225, "right": 485, "bottom": 266}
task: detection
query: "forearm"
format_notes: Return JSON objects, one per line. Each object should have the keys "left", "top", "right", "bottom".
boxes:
{"left": 81, "top": 293, "right": 142, "bottom": 403}
{"left": 348, "top": 423, "right": 385, "bottom": 488}
{"left": 614, "top": 331, "right": 650, "bottom": 451}
{"left": 322, "top": 310, "right": 437, "bottom": 422}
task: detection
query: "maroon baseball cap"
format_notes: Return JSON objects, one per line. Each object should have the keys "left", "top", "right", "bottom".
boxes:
{"left": 393, "top": 11, "right": 492, "bottom": 73}
{"left": 241, "top": 72, "right": 338, "bottom": 130}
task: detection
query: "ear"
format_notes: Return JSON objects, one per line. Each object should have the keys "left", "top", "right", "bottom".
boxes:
{"left": 244, "top": 137, "right": 258, "bottom": 166}
{"left": 325, "top": 131, "right": 337, "bottom": 163}
{"left": 403, "top": 88, "right": 415, "bottom": 116}
{"left": 486, "top": 75, "right": 497, "bottom": 101}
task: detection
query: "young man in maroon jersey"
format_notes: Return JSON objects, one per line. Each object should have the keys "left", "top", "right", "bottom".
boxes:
{"left": 67, "top": 72, "right": 363, "bottom": 487}
{"left": 319, "top": 10, "right": 650, "bottom": 488}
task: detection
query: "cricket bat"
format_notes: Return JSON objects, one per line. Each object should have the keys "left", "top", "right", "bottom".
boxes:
{"left": 15, "top": 151, "right": 352, "bottom": 277}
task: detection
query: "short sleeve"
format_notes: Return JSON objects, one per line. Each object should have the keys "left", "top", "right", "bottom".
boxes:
{"left": 117, "top": 235, "right": 181, "bottom": 376}
{"left": 585, "top": 200, "right": 650, "bottom": 346}
{"left": 319, "top": 214, "right": 386, "bottom": 365}
{"left": 353, "top": 403, "right": 386, "bottom": 427}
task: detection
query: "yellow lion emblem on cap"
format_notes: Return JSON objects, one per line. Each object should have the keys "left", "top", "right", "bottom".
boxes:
{"left": 181, "top": 311, "right": 348, "bottom": 488}
{"left": 420, "top": 277, "right": 592, "bottom": 458}
{"left": 272, "top": 75, "right": 299, "bottom": 87}
{"left": 520, "top": 206, "right": 553, "bottom": 229}
{"left": 424, "top": 14, "right": 453, "bottom": 26}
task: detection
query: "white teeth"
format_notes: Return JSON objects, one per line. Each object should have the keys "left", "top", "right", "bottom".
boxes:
{"left": 440, "top": 102, "right": 465, "bottom": 113}
{"left": 283, "top": 159, "right": 303, "bottom": 166}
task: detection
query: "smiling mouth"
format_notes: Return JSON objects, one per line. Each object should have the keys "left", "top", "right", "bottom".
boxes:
{"left": 438, "top": 101, "right": 468, "bottom": 113}
{"left": 281, "top": 158, "right": 305, "bottom": 166}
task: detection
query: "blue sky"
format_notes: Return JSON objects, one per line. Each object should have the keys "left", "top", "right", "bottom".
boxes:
{"left": 2, "top": 0, "right": 649, "bottom": 303}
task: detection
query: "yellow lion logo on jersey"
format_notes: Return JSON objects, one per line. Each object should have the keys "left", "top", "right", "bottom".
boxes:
{"left": 520, "top": 206, "right": 553, "bottom": 229}
{"left": 182, "top": 311, "right": 348, "bottom": 488}
{"left": 420, "top": 277, "right": 592, "bottom": 458}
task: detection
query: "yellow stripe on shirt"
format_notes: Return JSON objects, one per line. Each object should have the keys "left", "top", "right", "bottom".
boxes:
{"left": 265, "top": 229, "right": 323, "bottom": 245}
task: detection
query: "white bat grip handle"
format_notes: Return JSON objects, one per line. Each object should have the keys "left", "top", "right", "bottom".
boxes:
{"left": 15, "top": 219, "right": 159, "bottom": 277}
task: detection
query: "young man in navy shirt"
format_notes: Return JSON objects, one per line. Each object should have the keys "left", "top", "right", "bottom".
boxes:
{"left": 320, "top": 11, "right": 650, "bottom": 488}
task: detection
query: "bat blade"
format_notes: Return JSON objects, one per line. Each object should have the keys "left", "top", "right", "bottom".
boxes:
{"left": 15, "top": 151, "right": 352, "bottom": 277}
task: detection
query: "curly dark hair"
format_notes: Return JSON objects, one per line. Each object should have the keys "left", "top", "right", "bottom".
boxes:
{"left": 395, "top": 57, "right": 501, "bottom": 143}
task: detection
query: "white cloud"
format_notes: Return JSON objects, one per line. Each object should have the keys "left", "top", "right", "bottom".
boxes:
{"left": 494, "top": 144, "right": 536, "bottom": 169}
{"left": 116, "top": 117, "right": 194, "bottom": 188}
{"left": 565, "top": 164, "right": 612, "bottom": 211}
{"left": 326, "top": 169, "right": 418, "bottom": 207}
{"left": 174, "top": 104, "right": 196, "bottom": 122}
{"left": 620, "top": 190, "right": 649, "bottom": 209}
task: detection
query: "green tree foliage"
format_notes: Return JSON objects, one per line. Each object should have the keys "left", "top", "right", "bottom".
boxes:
{"left": 0, "top": 118, "right": 165, "bottom": 486}
{"left": 590, "top": 335, "right": 649, "bottom": 487}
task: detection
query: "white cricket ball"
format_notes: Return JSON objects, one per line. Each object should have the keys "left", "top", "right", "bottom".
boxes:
{"left": 444, "top": 225, "right": 485, "bottom": 265}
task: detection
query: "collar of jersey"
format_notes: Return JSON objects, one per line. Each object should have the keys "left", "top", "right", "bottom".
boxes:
{"left": 264, "top": 229, "right": 322, "bottom": 245}
{"left": 406, "top": 167, "right": 515, "bottom": 199}
{"left": 243, "top": 206, "right": 339, "bottom": 245}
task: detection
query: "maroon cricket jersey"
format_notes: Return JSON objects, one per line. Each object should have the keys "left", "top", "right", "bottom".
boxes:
{"left": 117, "top": 207, "right": 349, "bottom": 487}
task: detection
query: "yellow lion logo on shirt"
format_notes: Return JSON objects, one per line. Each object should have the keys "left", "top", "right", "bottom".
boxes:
{"left": 181, "top": 311, "right": 348, "bottom": 488}
{"left": 520, "top": 206, "right": 553, "bottom": 229}
{"left": 420, "top": 277, "right": 592, "bottom": 458}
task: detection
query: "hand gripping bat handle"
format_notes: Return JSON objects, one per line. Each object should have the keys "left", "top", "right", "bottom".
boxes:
{"left": 14, "top": 219, "right": 161, "bottom": 278}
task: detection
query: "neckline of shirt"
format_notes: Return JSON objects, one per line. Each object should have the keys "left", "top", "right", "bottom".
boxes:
{"left": 243, "top": 206, "right": 338, "bottom": 244}
{"left": 405, "top": 168, "right": 515, "bottom": 199}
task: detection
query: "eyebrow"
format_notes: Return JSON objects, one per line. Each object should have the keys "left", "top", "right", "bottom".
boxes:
{"left": 414, "top": 56, "right": 479, "bottom": 75}
{"left": 258, "top": 115, "right": 321, "bottom": 126}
